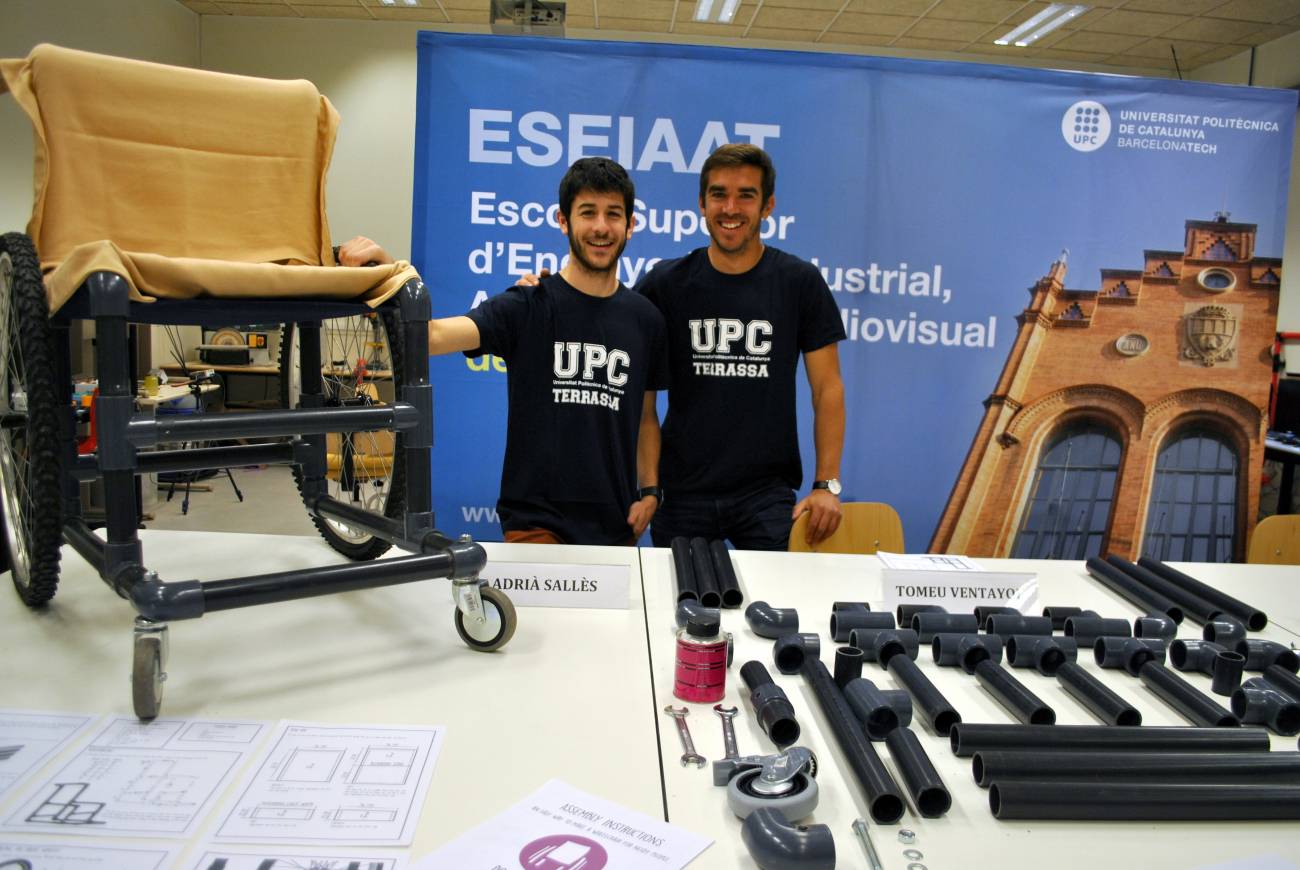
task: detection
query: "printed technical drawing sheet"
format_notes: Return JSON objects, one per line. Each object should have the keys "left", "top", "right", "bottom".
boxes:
{"left": 0, "top": 709, "right": 98, "bottom": 795}
{"left": 0, "top": 717, "right": 268, "bottom": 838}
{"left": 215, "top": 721, "right": 444, "bottom": 846}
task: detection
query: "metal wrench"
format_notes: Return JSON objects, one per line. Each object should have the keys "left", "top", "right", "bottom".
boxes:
{"left": 713, "top": 704, "right": 740, "bottom": 760}
{"left": 664, "top": 705, "right": 706, "bottom": 767}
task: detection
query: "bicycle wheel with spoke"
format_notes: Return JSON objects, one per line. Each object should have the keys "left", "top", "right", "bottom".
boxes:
{"left": 0, "top": 233, "right": 63, "bottom": 605}
{"left": 280, "top": 310, "right": 406, "bottom": 559}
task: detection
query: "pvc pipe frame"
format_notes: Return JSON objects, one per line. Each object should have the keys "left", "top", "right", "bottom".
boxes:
{"left": 988, "top": 780, "right": 1300, "bottom": 821}
{"left": 972, "top": 750, "right": 1300, "bottom": 787}
{"left": 740, "top": 807, "right": 835, "bottom": 870}
{"left": 801, "top": 658, "right": 905, "bottom": 824}
{"left": 948, "top": 723, "right": 1271, "bottom": 757}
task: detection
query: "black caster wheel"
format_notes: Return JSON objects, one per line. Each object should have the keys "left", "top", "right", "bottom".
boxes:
{"left": 131, "top": 627, "right": 168, "bottom": 720}
{"left": 726, "top": 768, "right": 819, "bottom": 820}
{"left": 455, "top": 585, "right": 517, "bottom": 652}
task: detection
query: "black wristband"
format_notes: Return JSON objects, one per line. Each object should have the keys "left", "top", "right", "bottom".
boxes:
{"left": 638, "top": 485, "right": 662, "bottom": 502}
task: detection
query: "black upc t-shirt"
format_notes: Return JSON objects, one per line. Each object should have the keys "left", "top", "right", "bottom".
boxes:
{"left": 637, "top": 246, "right": 845, "bottom": 497}
{"left": 466, "top": 274, "right": 668, "bottom": 544}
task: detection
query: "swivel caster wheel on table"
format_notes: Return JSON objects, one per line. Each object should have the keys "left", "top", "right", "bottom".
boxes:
{"left": 727, "top": 767, "right": 819, "bottom": 821}
{"left": 131, "top": 621, "right": 169, "bottom": 720}
{"left": 454, "top": 585, "right": 517, "bottom": 652}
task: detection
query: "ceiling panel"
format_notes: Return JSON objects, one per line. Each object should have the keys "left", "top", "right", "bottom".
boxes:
{"left": 173, "top": 0, "right": 1300, "bottom": 75}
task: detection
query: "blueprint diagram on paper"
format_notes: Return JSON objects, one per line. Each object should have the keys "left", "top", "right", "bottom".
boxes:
{"left": 0, "top": 716, "right": 268, "bottom": 838}
{"left": 216, "top": 722, "right": 444, "bottom": 846}
{"left": 185, "top": 845, "right": 405, "bottom": 869}
{"left": 0, "top": 710, "right": 99, "bottom": 796}
{"left": 0, "top": 839, "right": 175, "bottom": 869}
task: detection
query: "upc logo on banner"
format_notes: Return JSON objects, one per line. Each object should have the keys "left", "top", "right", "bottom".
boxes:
{"left": 1062, "top": 100, "right": 1111, "bottom": 152}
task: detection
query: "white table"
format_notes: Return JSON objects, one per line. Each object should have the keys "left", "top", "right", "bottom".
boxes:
{"left": 640, "top": 550, "right": 1300, "bottom": 870}
{"left": 0, "top": 532, "right": 662, "bottom": 864}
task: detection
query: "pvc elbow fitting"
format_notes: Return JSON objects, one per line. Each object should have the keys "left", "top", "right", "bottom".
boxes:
{"left": 843, "top": 677, "right": 912, "bottom": 739}
{"left": 1094, "top": 636, "right": 1167, "bottom": 677}
{"left": 849, "top": 627, "right": 920, "bottom": 665}
{"left": 773, "top": 633, "right": 821, "bottom": 675}
{"left": 1236, "top": 639, "right": 1300, "bottom": 673}
{"left": 1170, "top": 639, "right": 1226, "bottom": 675}
{"left": 1203, "top": 617, "right": 1248, "bottom": 646}
{"left": 1134, "top": 613, "right": 1178, "bottom": 642}
{"left": 1232, "top": 677, "right": 1300, "bottom": 736}
{"left": 1064, "top": 615, "right": 1131, "bottom": 648}
{"left": 932, "top": 633, "right": 1003, "bottom": 674}
{"left": 675, "top": 599, "right": 720, "bottom": 628}
{"left": 1006, "top": 635, "right": 1078, "bottom": 676}
{"left": 830, "top": 609, "right": 894, "bottom": 643}
{"left": 746, "top": 601, "right": 798, "bottom": 639}
{"left": 986, "top": 614, "right": 1053, "bottom": 638}
{"left": 740, "top": 807, "right": 835, "bottom": 870}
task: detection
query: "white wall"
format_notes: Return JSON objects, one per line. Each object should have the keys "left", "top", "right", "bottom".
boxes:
{"left": 1191, "top": 30, "right": 1300, "bottom": 333}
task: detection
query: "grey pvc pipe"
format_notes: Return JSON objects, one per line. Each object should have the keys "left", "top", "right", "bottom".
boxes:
{"left": 1056, "top": 661, "right": 1142, "bottom": 726}
{"left": 1105, "top": 554, "right": 1220, "bottom": 624}
{"left": 745, "top": 601, "right": 798, "bottom": 639}
{"left": 1064, "top": 615, "right": 1131, "bottom": 648}
{"left": 670, "top": 537, "right": 698, "bottom": 603}
{"left": 689, "top": 536, "right": 721, "bottom": 608}
{"left": 973, "top": 750, "right": 1300, "bottom": 787}
{"left": 884, "top": 727, "right": 952, "bottom": 817}
{"left": 708, "top": 540, "right": 744, "bottom": 608}
{"left": 1211, "top": 650, "right": 1246, "bottom": 696}
{"left": 949, "top": 723, "right": 1271, "bottom": 757}
{"left": 897, "top": 603, "right": 945, "bottom": 625}
{"left": 801, "top": 658, "right": 905, "bottom": 823}
{"left": 740, "top": 807, "right": 835, "bottom": 870}
{"left": 1137, "top": 555, "right": 1268, "bottom": 631}
{"left": 833, "top": 645, "right": 864, "bottom": 689}
{"left": 1264, "top": 664, "right": 1300, "bottom": 703}
{"left": 1232, "top": 677, "right": 1300, "bottom": 736}
{"left": 1084, "top": 557, "right": 1184, "bottom": 624}
{"left": 1138, "top": 660, "right": 1240, "bottom": 727}
{"left": 913, "top": 612, "right": 978, "bottom": 642}
{"left": 974, "top": 659, "right": 1056, "bottom": 725}
{"left": 740, "top": 661, "right": 800, "bottom": 747}
{"left": 989, "top": 780, "right": 1300, "bottom": 820}
{"left": 886, "top": 654, "right": 961, "bottom": 736}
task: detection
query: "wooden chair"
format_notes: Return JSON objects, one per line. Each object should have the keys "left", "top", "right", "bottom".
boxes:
{"left": 789, "top": 502, "right": 904, "bottom": 555}
{"left": 1247, "top": 514, "right": 1300, "bottom": 565}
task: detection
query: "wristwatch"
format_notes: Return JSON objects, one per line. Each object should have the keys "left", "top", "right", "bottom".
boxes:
{"left": 638, "top": 485, "right": 663, "bottom": 502}
{"left": 813, "top": 479, "right": 842, "bottom": 496}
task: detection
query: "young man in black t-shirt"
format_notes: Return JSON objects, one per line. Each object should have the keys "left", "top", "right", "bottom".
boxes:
{"left": 340, "top": 158, "right": 667, "bottom": 545}
{"left": 637, "top": 144, "right": 846, "bottom": 551}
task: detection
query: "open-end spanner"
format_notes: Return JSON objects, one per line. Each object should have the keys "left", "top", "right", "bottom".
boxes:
{"left": 713, "top": 704, "right": 739, "bottom": 760}
{"left": 664, "top": 705, "right": 706, "bottom": 767}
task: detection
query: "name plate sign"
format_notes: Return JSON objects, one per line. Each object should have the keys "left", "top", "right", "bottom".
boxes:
{"left": 480, "top": 562, "right": 630, "bottom": 609}
{"left": 877, "top": 553, "right": 1038, "bottom": 615}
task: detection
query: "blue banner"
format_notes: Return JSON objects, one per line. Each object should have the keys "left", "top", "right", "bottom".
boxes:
{"left": 411, "top": 32, "right": 1295, "bottom": 548}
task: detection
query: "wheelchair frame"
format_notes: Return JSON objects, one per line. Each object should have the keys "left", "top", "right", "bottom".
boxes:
{"left": 0, "top": 233, "right": 516, "bottom": 719}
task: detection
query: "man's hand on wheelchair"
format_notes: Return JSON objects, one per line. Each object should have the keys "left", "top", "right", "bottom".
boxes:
{"left": 338, "top": 236, "right": 395, "bottom": 267}
{"left": 515, "top": 269, "right": 551, "bottom": 287}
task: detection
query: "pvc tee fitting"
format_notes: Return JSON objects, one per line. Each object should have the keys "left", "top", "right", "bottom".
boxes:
{"left": 1042, "top": 606, "right": 1095, "bottom": 631}
{"left": 986, "top": 614, "right": 1053, "bottom": 638}
{"left": 1170, "top": 639, "right": 1226, "bottom": 675}
{"left": 844, "top": 677, "right": 913, "bottom": 739}
{"left": 1094, "top": 636, "right": 1167, "bottom": 677}
{"left": 1065, "top": 614, "right": 1131, "bottom": 648}
{"left": 849, "top": 627, "right": 920, "bottom": 665}
{"left": 974, "top": 606, "right": 1020, "bottom": 630}
{"left": 932, "top": 633, "right": 1003, "bottom": 673}
{"left": 746, "top": 601, "right": 798, "bottom": 639}
{"left": 1232, "top": 677, "right": 1300, "bottom": 736}
{"left": 830, "top": 609, "right": 894, "bottom": 643}
{"left": 1237, "top": 639, "right": 1300, "bottom": 673}
{"left": 1006, "top": 635, "right": 1078, "bottom": 676}
{"left": 897, "top": 603, "right": 945, "bottom": 625}
{"left": 773, "top": 633, "right": 820, "bottom": 675}
{"left": 913, "top": 612, "right": 979, "bottom": 643}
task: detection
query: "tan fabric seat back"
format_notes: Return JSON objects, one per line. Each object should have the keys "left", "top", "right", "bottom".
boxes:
{"left": 0, "top": 43, "right": 337, "bottom": 268}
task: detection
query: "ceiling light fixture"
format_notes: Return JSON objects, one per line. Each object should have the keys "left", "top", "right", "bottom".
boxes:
{"left": 995, "top": 3, "right": 1088, "bottom": 47}
{"left": 694, "top": 0, "right": 741, "bottom": 24}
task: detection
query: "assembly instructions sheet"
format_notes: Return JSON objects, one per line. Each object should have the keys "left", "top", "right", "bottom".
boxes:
{"left": 415, "top": 779, "right": 711, "bottom": 869}
{"left": 0, "top": 716, "right": 268, "bottom": 838}
{"left": 215, "top": 721, "right": 444, "bottom": 846}
{"left": 0, "top": 709, "right": 98, "bottom": 795}
{"left": 0, "top": 840, "right": 176, "bottom": 869}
